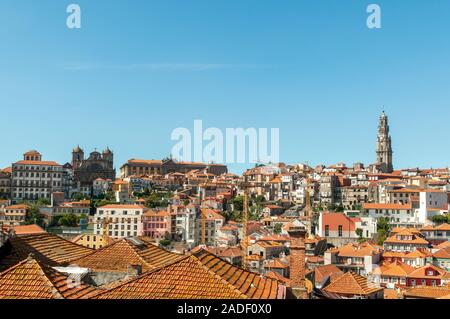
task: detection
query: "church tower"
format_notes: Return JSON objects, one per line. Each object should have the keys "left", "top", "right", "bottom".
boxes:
{"left": 72, "top": 145, "right": 84, "bottom": 170}
{"left": 376, "top": 111, "right": 393, "bottom": 173}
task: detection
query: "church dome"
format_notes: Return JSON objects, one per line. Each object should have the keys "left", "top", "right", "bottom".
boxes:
{"left": 103, "top": 147, "right": 113, "bottom": 154}
{"left": 73, "top": 145, "right": 84, "bottom": 153}
{"left": 24, "top": 150, "right": 41, "bottom": 156}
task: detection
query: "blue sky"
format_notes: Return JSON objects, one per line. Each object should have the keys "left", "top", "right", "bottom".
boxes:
{"left": 1, "top": 0, "right": 450, "bottom": 173}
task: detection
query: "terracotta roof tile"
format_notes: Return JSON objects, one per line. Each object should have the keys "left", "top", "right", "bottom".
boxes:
{"left": 13, "top": 224, "right": 46, "bottom": 236}
{"left": 0, "top": 233, "right": 93, "bottom": 271}
{"left": 384, "top": 231, "right": 429, "bottom": 245}
{"left": 379, "top": 261, "right": 415, "bottom": 277}
{"left": 0, "top": 256, "right": 97, "bottom": 299}
{"left": 404, "top": 286, "right": 450, "bottom": 299}
{"left": 94, "top": 255, "right": 247, "bottom": 299}
{"left": 193, "top": 249, "right": 285, "bottom": 299}
{"left": 314, "top": 264, "right": 344, "bottom": 285}
{"left": 334, "top": 241, "right": 382, "bottom": 258}
{"left": 71, "top": 238, "right": 184, "bottom": 273}
{"left": 323, "top": 272, "right": 383, "bottom": 296}
{"left": 433, "top": 247, "right": 450, "bottom": 259}
{"left": 408, "top": 264, "right": 447, "bottom": 279}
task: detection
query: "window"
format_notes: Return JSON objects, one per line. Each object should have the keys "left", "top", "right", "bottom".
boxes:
{"left": 325, "top": 225, "right": 329, "bottom": 237}
{"left": 338, "top": 225, "right": 343, "bottom": 237}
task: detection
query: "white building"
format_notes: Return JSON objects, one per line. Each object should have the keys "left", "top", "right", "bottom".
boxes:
{"left": 364, "top": 190, "right": 449, "bottom": 227}
{"left": 197, "top": 208, "right": 225, "bottom": 247}
{"left": 170, "top": 204, "right": 198, "bottom": 247}
{"left": 94, "top": 204, "right": 146, "bottom": 239}
{"left": 363, "top": 203, "right": 418, "bottom": 228}
{"left": 417, "top": 190, "right": 449, "bottom": 225}
{"left": 11, "top": 151, "right": 63, "bottom": 203}
{"left": 92, "top": 178, "right": 112, "bottom": 197}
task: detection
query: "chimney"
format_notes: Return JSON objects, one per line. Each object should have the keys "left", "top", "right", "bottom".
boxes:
{"left": 288, "top": 225, "right": 308, "bottom": 299}
{"left": 127, "top": 264, "right": 142, "bottom": 277}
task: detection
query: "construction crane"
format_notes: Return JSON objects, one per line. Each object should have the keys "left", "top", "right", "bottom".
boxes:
{"left": 242, "top": 189, "right": 250, "bottom": 270}
{"left": 237, "top": 181, "right": 267, "bottom": 270}
{"left": 101, "top": 212, "right": 112, "bottom": 244}
{"left": 305, "top": 177, "right": 312, "bottom": 236}
{"left": 201, "top": 208, "right": 207, "bottom": 246}
{"left": 198, "top": 179, "right": 266, "bottom": 269}
{"left": 86, "top": 211, "right": 117, "bottom": 246}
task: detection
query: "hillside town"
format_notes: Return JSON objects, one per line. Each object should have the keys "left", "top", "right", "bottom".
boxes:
{"left": 1, "top": 112, "right": 450, "bottom": 299}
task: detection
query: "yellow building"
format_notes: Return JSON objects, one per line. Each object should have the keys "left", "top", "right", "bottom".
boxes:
{"left": 71, "top": 233, "right": 114, "bottom": 249}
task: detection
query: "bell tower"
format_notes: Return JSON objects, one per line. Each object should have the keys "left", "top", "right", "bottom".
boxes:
{"left": 376, "top": 111, "right": 393, "bottom": 173}
{"left": 72, "top": 145, "right": 84, "bottom": 170}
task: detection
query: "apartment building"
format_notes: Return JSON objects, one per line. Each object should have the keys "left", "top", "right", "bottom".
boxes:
{"left": 142, "top": 209, "right": 171, "bottom": 241}
{"left": 94, "top": 204, "right": 146, "bottom": 239}
{"left": 317, "top": 212, "right": 377, "bottom": 246}
{"left": 171, "top": 205, "right": 199, "bottom": 247}
{"left": 0, "top": 168, "right": 11, "bottom": 199}
{"left": 11, "top": 151, "right": 63, "bottom": 203}
{"left": 0, "top": 204, "right": 29, "bottom": 227}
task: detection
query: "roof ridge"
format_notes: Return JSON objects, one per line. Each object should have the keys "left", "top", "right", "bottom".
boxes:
{"left": 91, "top": 255, "right": 193, "bottom": 299}
{"left": 192, "top": 249, "right": 285, "bottom": 295}
{"left": 126, "top": 239, "right": 159, "bottom": 269}
{"left": 188, "top": 254, "right": 248, "bottom": 299}
{"left": 0, "top": 256, "right": 64, "bottom": 299}
{"left": 25, "top": 232, "right": 94, "bottom": 263}
{"left": 69, "top": 238, "right": 125, "bottom": 264}
{"left": 33, "top": 258, "right": 66, "bottom": 299}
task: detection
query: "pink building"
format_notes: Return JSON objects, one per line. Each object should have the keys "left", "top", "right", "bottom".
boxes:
{"left": 142, "top": 210, "right": 171, "bottom": 241}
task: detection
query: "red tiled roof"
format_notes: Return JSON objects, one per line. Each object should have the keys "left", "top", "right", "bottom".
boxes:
{"left": 94, "top": 255, "right": 246, "bottom": 299}
{"left": 193, "top": 250, "right": 286, "bottom": 299}
{"left": 363, "top": 203, "right": 412, "bottom": 210}
{"left": 14, "top": 160, "right": 61, "bottom": 166}
{"left": 433, "top": 247, "right": 450, "bottom": 259}
{"left": 13, "top": 224, "right": 46, "bottom": 236}
{"left": 98, "top": 204, "right": 146, "bottom": 210}
{"left": 321, "top": 213, "right": 358, "bottom": 232}
{"left": 94, "top": 249, "right": 286, "bottom": 299}
{"left": 408, "top": 264, "right": 447, "bottom": 279}
{"left": 0, "top": 233, "right": 93, "bottom": 271}
{"left": 314, "top": 264, "right": 343, "bottom": 285}
{"left": 404, "top": 286, "right": 450, "bottom": 299}
{"left": 384, "top": 231, "right": 429, "bottom": 245}
{"left": 71, "top": 238, "right": 184, "bottom": 273}
{"left": 379, "top": 261, "right": 415, "bottom": 277}
{"left": 334, "top": 241, "right": 382, "bottom": 258}
{"left": 323, "top": 272, "right": 383, "bottom": 296}
{"left": 0, "top": 256, "right": 97, "bottom": 299}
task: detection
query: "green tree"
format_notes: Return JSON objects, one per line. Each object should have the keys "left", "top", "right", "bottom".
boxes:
{"left": 25, "top": 206, "right": 44, "bottom": 226}
{"left": 72, "top": 193, "right": 90, "bottom": 201}
{"left": 159, "top": 239, "right": 172, "bottom": 248}
{"left": 335, "top": 203, "right": 345, "bottom": 212}
{"left": 144, "top": 191, "right": 171, "bottom": 208}
{"left": 376, "top": 217, "right": 391, "bottom": 245}
{"left": 273, "top": 223, "right": 283, "bottom": 234}
{"left": 36, "top": 198, "right": 51, "bottom": 206}
{"left": 255, "top": 195, "right": 266, "bottom": 204}
{"left": 232, "top": 196, "right": 244, "bottom": 212}
{"left": 355, "top": 228, "right": 365, "bottom": 242}
{"left": 58, "top": 214, "right": 80, "bottom": 227}
{"left": 432, "top": 215, "right": 448, "bottom": 225}
{"left": 313, "top": 204, "right": 324, "bottom": 213}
